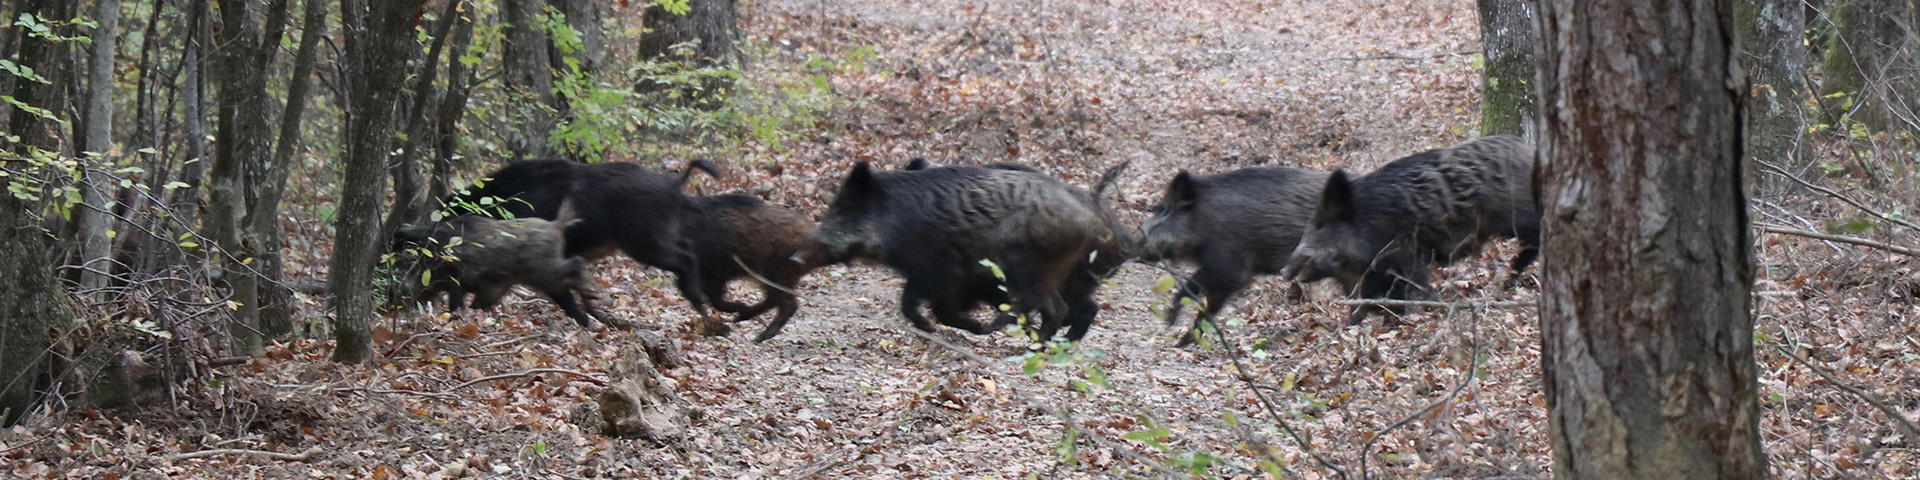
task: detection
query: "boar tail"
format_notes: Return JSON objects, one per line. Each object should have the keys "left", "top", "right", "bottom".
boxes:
{"left": 678, "top": 159, "right": 723, "bottom": 187}
{"left": 553, "top": 199, "right": 582, "bottom": 229}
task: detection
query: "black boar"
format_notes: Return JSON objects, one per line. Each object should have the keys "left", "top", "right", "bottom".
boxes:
{"left": 391, "top": 208, "right": 601, "bottom": 328}
{"left": 901, "top": 160, "right": 1137, "bottom": 343}
{"left": 1283, "top": 134, "right": 1539, "bottom": 324}
{"left": 1140, "top": 166, "right": 1329, "bottom": 346}
{"left": 446, "top": 159, "right": 721, "bottom": 316}
{"left": 795, "top": 162, "right": 1107, "bottom": 340}
{"left": 682, "top": 194, "right": 818, "bottom": 342}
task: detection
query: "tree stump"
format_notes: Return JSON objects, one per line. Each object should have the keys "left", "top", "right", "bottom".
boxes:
{"left": 587, "top": 331, "right": 693, "bottom": 444}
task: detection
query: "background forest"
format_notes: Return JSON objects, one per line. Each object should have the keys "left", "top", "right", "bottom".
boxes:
{"left": 1, "top": 0, "right": 1917, "bottom": 478}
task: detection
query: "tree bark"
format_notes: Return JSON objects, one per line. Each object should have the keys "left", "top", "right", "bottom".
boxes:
{"left": 1476, "top": 0, "right": 1536, "bottom": 136}
{"left": 1736, "top": 0, "right": 1811, "bottom": 192}
{"left": 636, "top": 0, "right": 739, "bottom": 104}
{"left": 329, "top": 0, "right": 424, "bottom": 363}
{"left": 1, "top": 0, "right": 78, "bottom": 428}
{"left": 382, "top": 0, "right": 464, "bottom": 244}
{"left": 1535, "top": 1, "right": 1766, "bottom": 478}
{"left": 499, "top": 0, "right": 558, "bottom": 160}
{"left": 556, "top": 0, "right": 603, "bottom": 74}
{"left": 254, "top": 0, "right": 331, "bottom": 338}
{"left": 76, "top": 0, "right": 122, "bottom": 291}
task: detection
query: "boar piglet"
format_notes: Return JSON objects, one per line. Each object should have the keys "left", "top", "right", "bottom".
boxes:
{"left": 1283, "top": 134, "right": 1540, "bottom": 324}
{"left": 795, "top": 162, "right": 1107, "bottom": 340}
{"left": 683, "top": 194, "right": 818, "bottom": 342}
{"left": 1140, "top": 166, "right": 1328, "bottom": 346}
{"left": 391, "top": 207, "right": 601, "bottom": 328}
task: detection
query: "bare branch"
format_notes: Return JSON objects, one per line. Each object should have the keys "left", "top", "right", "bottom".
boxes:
{"left": 1755, "top": 160, "right": 1920, "bottom": 234}
{"left": 1777, "top": 346, "right": 1920, "bottom": 442}
{"left": 163, "top": 446, "right": 324, "bottom": 463}
{"left": 1756, "top": 224, "right": 1920, "bottom": 257}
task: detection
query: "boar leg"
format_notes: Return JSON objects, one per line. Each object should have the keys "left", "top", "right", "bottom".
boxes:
{"left": 1173, "top": 253, "right": 1251, "bottom": 347}
{"left": 998, "top": 249, "right": 1074, "bottom": 342}
{"left": 1347, "top": 267, "right": 1433, "bottom": 325}
{"left": 541, "top": 288, "right": 598, "bottom": 329}
{"left": 749, "top": 289, "right": 802, "bottom": 343}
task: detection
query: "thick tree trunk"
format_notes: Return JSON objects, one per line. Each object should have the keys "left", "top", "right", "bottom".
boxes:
{"left": 1, "top": 0, "right": 78, "bottom": 428}
{"left": 76, "top": 0, "right": 122, "bottom": 291}
{"left": 1736, "top": 0, "right": 1811, "bottom": 191}
{"left": 254, "top": 0, "right": 331, "bottom": 338}
{"left": 1535, "top": 1, "right": 1766, "bottom": 478}
{"left": 329, "top": 0, "right": 424, "bottom": 363}
{"left": 499, "top": 0, "right": 559, "bottom": 160}
{"left": 636, "top": 0, "right": 739, "bottom": 104}
{"left": 556, "top": 0, "right": 604, "bottom": 74}
{"left": 1476, "top": 0, "right": 1536, "bottom": 136}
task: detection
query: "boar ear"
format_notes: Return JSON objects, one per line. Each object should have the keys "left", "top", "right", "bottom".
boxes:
{"left": 904, "top": 158, "right": 931, "bottom": 170}
{"left": 1164, "top": 171, "right": 1198, "bottom": 207}
{"left": 841, "top": 161, "right": 884, "bottom": 201}
{"left": 1315, "top": 170, "right": 1356, "bottom": 223}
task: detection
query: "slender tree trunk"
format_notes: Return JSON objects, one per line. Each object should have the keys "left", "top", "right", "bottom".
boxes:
{"left": 499, "top": 0, "right": 558, "bottom": 160}
{"left": 1535, "top": 0, "right": 1766, "bottom": 478}
{"left": 209, "top": 0, "right": 287, "bottom": 356}
{"left": 166, "top": 0, "right": 210, "bottom": 269}
{"left": 75, "top": 0, "right": 122, "bottom": 291}
{"left": 118, "top": 0, "right": 166, "bottom": 281}
{"left": 1737, "top": 0, "right": 1811, "bottom": 192}
{"left": 255, "top": 0, "right": 330, "bottom": 338}
{"left": 330, "top": 0, "right": 425, "bottom": 363}
{"left": 430, "top": 5, "right": 477, "bottom": 202}
{"left": 1, "top": 0, "right": 78, "bottom": 428}
{"left": 1819, "top": 0, "right": 1918, "bottom": 130}
{"left": 1476, "top": 0, "right": 1536, "bottom": 136}
{"left": 555, "top": 0, "right": 603, "bottom": 74}
{"left": 382, "top": 0, "right": 463, "bottom": 243}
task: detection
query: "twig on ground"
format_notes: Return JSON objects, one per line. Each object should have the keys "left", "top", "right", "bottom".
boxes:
{"left": 163, "top": 446, "right": 324, "bottom": 463}
{"left": 1211, "top": 318, "right": 1351, "bottom": 480}
{"left": 1757, "top": 224, "right": 1920, "bottom": 257}
{"left": 1778, "top": 345, "right": 1920, "bottom": 442}
{"left": 1315, "top": 50, "right": 1474, "bottom": 62}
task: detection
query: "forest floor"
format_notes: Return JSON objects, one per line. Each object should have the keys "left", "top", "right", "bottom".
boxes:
{"left": 8, "top": 0, "right": 1920, "bottom": 479}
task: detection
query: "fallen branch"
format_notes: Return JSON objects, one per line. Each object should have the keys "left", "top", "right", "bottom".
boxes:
{"left": 163, "top": 446, "right": 324, "bottom": 463}
{"left": 1332, "top": 298, "right": 1530, "bottom": 309}
{"left": 1757, "top": 225, "right": 1920, "bottom": 257}
{"left": 1316, "top": 50, "right": 1474, "bottom": 62}
{"left": 1778, "top": 346, "right": 1920, "bottom": 442}
{"left": 445, "top": 368, "right": 608, "bottom": 392}
{"left": 1756, "top": 160, "right": 1920, "bottom": 234}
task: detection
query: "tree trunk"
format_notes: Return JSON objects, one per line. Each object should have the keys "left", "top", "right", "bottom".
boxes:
{"left": 556, "top": 0, "right": 603, "bottom": 74}
{"left": 254, "top": 0, "right": 331, "bottom": 338}
{"left": 636, "top": 0, "right": 739, "bottom": 104}
{"left": 166, "top": 0, "right": 211, "bottom": 269}
{"left": 1534, "top": 1, "right": 1766, "bottom": 478}
{"left": 1736, "top": 0, "right": 1811, "bottom": 192}
{"left": 1, "top": 0, "right": 78, "bottom": 428}
{"left": 382, "top": 0, "right": 464, "bottom": 244}
{"left": 499, "top": 0, "right": 558, "bottom": 160}
{"left": 209, "top": 0, "right": 288, "bottom": 357}
{"left": 1476, "top": 0, "right": 1536, "bottom": 136}
{"left": 1819, "top": 0, "right": 1919, "bottom": 130}
{"left": 75, "top": 0, "right": 122, "bottom": 291}
{"left": 329, "top": 0, "right": 425, "bottom": 364}
{"left": 430, "top": 5, "right": 477, "bottom": 202}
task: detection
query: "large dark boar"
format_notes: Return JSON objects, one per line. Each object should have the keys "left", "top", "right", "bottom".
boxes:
{"left": 391, "top": 209, "right": 601, "bottom": 328}
{"left": 446, "top": 159, "right": 720, "bottom": 315}
{"left": 1140, "top": 166, "right": 1328, "bottom": 346}
{"left": 1283, "top": 134, "right": 1539, "bottom": 324}
{"left": 794, "top": 162, "right": 1107, "bottom": 340}
{"left": 902, "top": 160, "right": 1138, "bottom": 343}
{"left": 682, "top": 194, "right": 817, "bottom": 342}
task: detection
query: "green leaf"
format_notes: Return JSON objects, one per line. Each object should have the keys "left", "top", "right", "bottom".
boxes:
{"left": 1054, "top": 428, "right": 1079, "bottom": 466}
{"left": 1152, "top": 274, "right": 1177, "bottom": 294}
{"left": 1022, "top": 354, "right": 1043, "bottom": 375}
{"left": 163, "top": 181, "right": 189, "bottom": 190}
